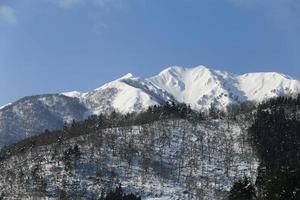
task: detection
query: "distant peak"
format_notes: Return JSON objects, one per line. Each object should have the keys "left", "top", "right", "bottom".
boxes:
{"left": 159, "top": 66, "right": 183, "bottom": 74}
{"left": 61, "top": 91, "right": 82, "bottom": 98}
{"left": 160, "top": 65, "right": 211, "bottom": 73}
{"left": 191, "top": 65, "right": 214, "bottom": 73}
{"left": 0, "top": 103, "right": 12, "bottom": 110}
{"left": 269, "top": 72, "right": 294, "bottom": 80}
{"left": 118, "top": 73, "right": 134, "bottom": 80}
{"left": 157, "top": 65, "right": 214, "bottom": 78}
{"left": 240, "top": 71, "right": 294, "bottom": 80}
{"left": 193, "top": 65, "right": 210, "bottom": 70}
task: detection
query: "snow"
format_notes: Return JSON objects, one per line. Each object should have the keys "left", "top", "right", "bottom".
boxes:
{"left": 61, "top": 91, "right": 82, "bottom": 98}
{"left": 148, "top": 65, "right": 300, "bottom": 110}
{"left": 118, "top": 73, "right": 134, "bottom": 80}
{"left": 58, "top": 65, "right": 300, "bottom": 113}
{"left": 0, "top": 102, "right": 12, "bottom": 110}
{"left": 148, "top": 65, "right": 237, "bottom": 110}
{"left": 237, "top": 72, "right": 300, "bottom": 101}
{"left": 100, "top": 80, "right": 158, "bottom": 113}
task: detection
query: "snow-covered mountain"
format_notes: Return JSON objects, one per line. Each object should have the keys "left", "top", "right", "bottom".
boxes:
{"left": 148, "top": 66, "right": 300, "bottom": 110}
{"left": 62, "top": 65, "right": 300, "bottom": 113}
{"left": 0, "top": 65, "right": 299, "bottom": 146}
{"left": 78, "top": 73, "right": 176, "bottom": 114}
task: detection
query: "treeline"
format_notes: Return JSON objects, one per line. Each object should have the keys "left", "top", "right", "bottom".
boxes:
{"left": 258, "top": 94, "right": 300, "bottom": 110}
{"left": 58, "top": 184, "right": 141, "bottom": 200}
{"left": 99, "top": 184, "right": 141, "bottom": 200}
{"left": 229, "top": 95, "right": 300, "bottom": 200}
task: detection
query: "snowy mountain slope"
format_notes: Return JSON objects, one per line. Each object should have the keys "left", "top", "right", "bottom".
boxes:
{"left": 0, "top": 65, "right": 299, "bottom": 147}
{"left": 148, "top": 65, "right": 300, "bottom": 110}
{"left": 81, "top": 73, "right": 175, "bottom": 114}
{"left": 148, "top": 66, "right": 247, "bottom": 110}
{"left": 237, "top": 72, "right": 300, "bottom": 101}
{"left": 62, "top": 65, "right": 300, "bottom": 114}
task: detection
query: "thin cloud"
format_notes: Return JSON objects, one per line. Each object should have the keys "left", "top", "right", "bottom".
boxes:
{"left": 229, "top": 0, "right": 300, "bottom": 22}
{"left": 0, "top": 5, "right": 17, "bottom": 24}
{"left": 56, "top": 0, "right": 83, "bottom": 8}
{"left": 54, "top": 0, "right": 132, "bottom": 35}
{"left": 55, "top": 0, "right": 126, "bottom": 10}
{"left": 229, "top": 0, "right": 300, "bottom": 12}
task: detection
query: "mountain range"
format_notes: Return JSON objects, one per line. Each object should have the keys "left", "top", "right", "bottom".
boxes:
{"left": 1, "top": 65, "right": 300, "bottom": 146}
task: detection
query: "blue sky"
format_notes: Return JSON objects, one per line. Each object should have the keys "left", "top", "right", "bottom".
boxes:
{"left": 0, "top": 0, "right": 300, "bottom": 106}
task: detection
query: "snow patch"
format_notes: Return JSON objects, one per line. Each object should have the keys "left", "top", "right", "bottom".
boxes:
{"left": 61, "top": 91, "right": 82, "bottom": 98}
{"left": 0, "top": 102, "right": 12, "bottom": 110}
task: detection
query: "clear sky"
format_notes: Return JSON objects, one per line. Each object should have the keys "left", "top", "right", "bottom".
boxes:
{"left": 0, "top": 0, "right": 300, "bottom": 106}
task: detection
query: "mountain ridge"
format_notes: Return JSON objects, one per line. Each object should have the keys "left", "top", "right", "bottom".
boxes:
{"left": 58, "top": 65, "right": 300, "bottom": 112}
{"left": 0, "top": 65, "right": 299, "bottom": 146}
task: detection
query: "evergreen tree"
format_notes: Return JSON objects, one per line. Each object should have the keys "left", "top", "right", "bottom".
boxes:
{"left": 228, "top": 177, "right": 256, "bottom": 200}
{"left": 249, "top": 97, "right": 300, "bottom": 199}
{"left": 100, "top": 184, "right": 141, "bottom": 200}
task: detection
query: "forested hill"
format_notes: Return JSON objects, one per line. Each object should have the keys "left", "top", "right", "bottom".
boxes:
{"left": 0, "top": 96, "right": 299, "bottom": 199}
{"left": 0, "top": 103, "right": 203, "bottom": 160}
{"left": 0, "top": 102, "right": 257, "bottom": 200}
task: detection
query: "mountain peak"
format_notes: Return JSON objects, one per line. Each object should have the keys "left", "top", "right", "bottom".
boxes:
{"left": 61, "top": 91, "right": 82, "bottom": 98}
{"left": 159, "top": 66, "right": 185, "bottom": 74}
{"left": 118, "top": 73, "right": 135, "bottom": 80}
{"left": 0, "top": 103, "right": 12, "bottom": 110}
{"left": 1, "top": 64, "right": 300, "bottom": 147}
{"left": 159, "top": 65, "right": 210, "bottom": 75}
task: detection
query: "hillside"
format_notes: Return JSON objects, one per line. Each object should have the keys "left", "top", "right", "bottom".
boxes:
{"left": 0, "top": 113, "right": 257, "bottom": 200}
